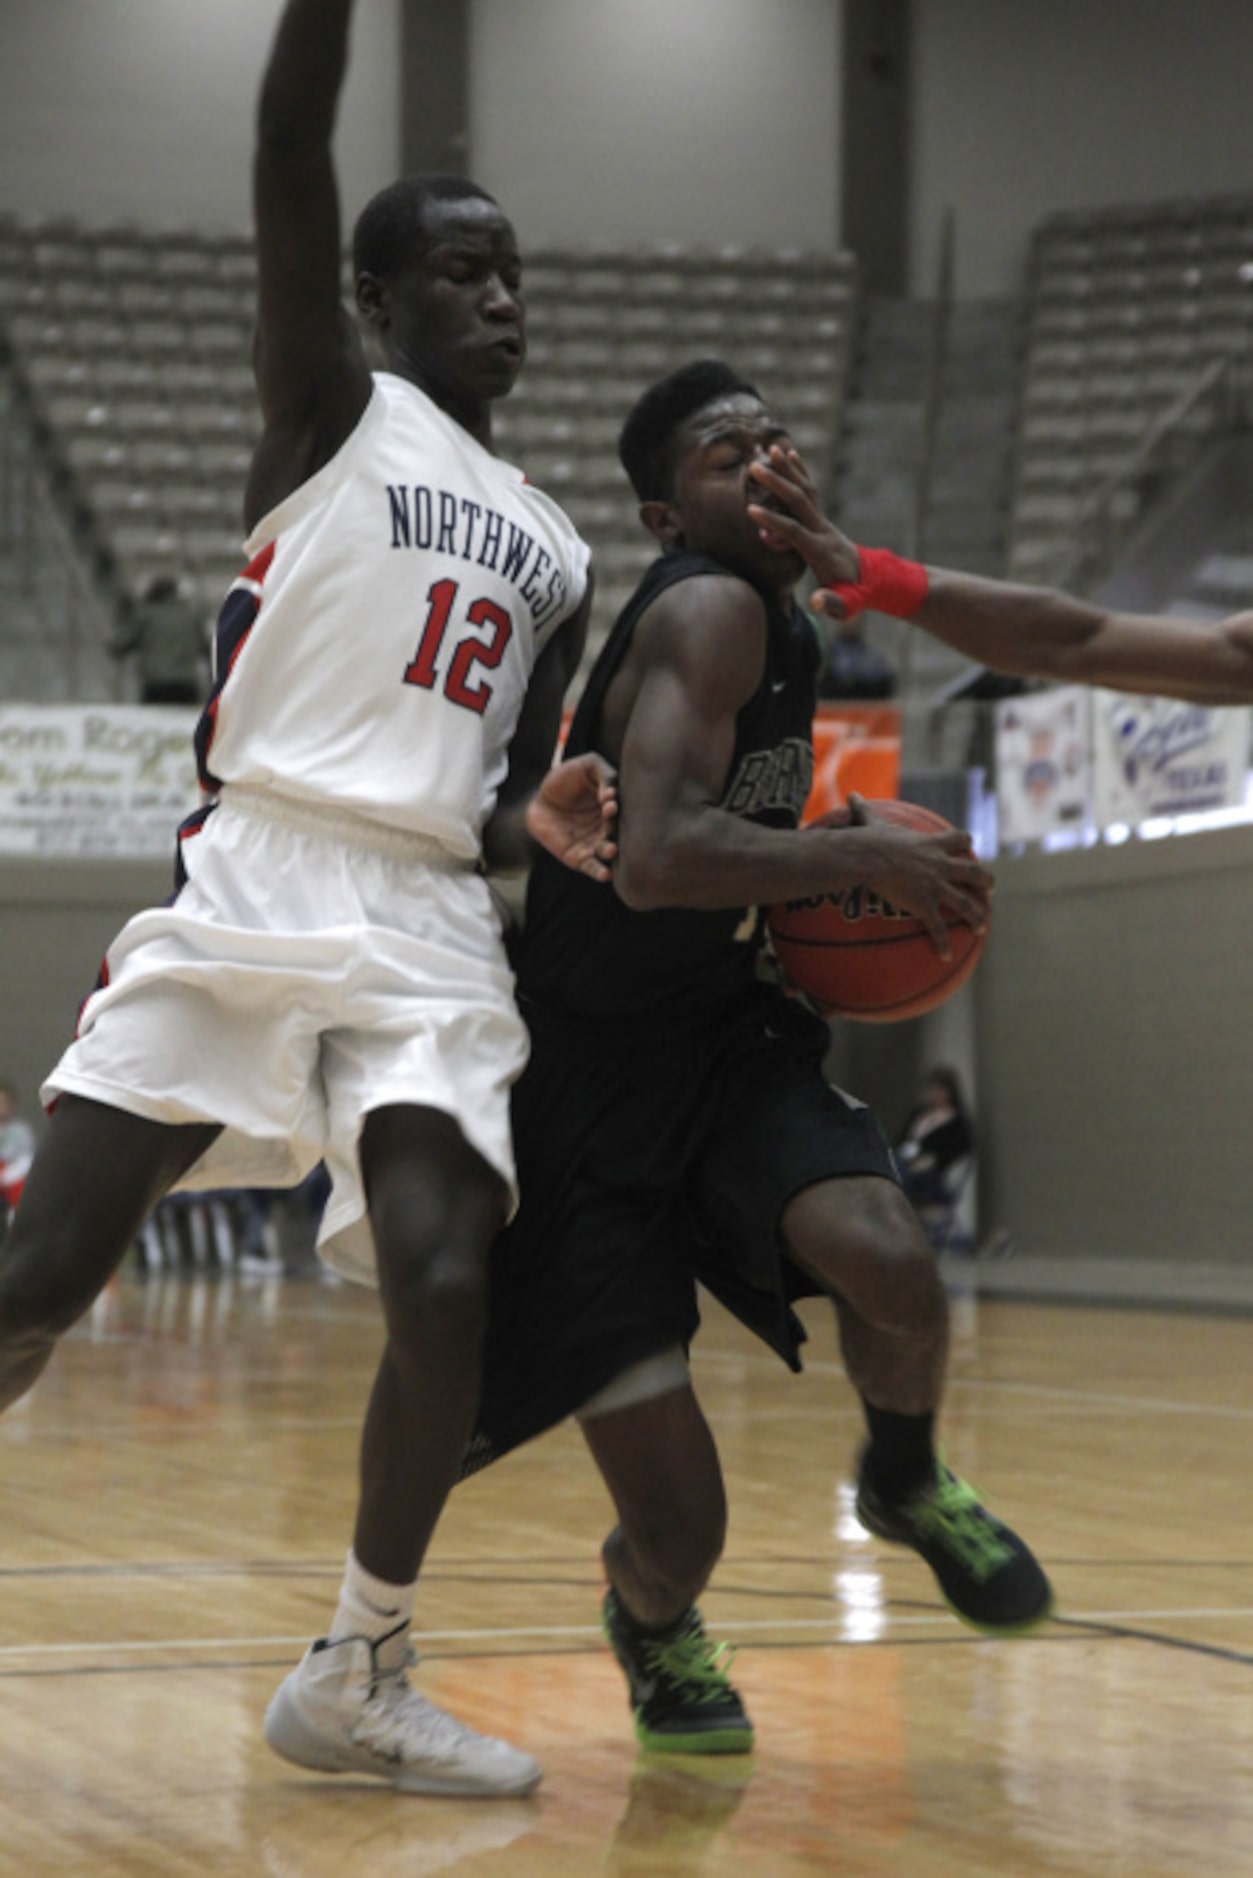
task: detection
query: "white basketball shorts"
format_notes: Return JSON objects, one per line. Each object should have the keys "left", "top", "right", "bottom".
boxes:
{"left": 43, "top": 787, "right": 529, "bottom": 1285}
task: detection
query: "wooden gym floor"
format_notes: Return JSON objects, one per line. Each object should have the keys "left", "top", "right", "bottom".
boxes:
{"left": 0, "top": 1265, "right": 1250, "bottom": 1877}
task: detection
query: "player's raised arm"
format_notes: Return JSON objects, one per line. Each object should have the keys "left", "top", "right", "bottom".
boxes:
{"left": 248, "top": 0, "right": 373, "bottom": 523}
{"left": 745, "top": 444, "right": 1253, "bottom": 706}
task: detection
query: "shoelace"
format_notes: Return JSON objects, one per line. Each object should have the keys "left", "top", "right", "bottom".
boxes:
{"left": 370, "top": 1650, "right": 486, "bottom": 1752}
{"left": 645, "top": 1618, "right": 738, "bottom": 1705}
{"left": 912, "top": 1473, "right": 1014, "bottom": 1582}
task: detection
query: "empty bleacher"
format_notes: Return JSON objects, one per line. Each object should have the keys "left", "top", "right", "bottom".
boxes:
{"left": 0, "top": 214, "right": 857, "bottom": 693}
{"left": 8, "top": 192, "right": 1253, "bottom": 732}
{"left": 1010, "top": 194, "right": 1253, "bottom": 584}
{"left": 498, "top": 242, "right": 855, "bottom": 649}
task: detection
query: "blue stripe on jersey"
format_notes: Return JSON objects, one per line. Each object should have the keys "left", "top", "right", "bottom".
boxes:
{"left": 194, "top": 542, "right": 274, "bottom": 792}
{"left": 173, "top": 801, "right": 218, "bottom": 894}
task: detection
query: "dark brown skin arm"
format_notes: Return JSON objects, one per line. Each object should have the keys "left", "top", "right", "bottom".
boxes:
{"left": 606, "top": 574, "right": 990, "bottom": 952}
{"left": 899, "top": 578, "right": 1253, "bottom": 705}
{"left": 246, "top": 0, "right": 374, "bottom": 530}
{"left": 748, "top": 446, "right": 1253, "bottom": 706}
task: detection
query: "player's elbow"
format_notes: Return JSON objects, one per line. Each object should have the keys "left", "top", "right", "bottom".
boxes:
{"left": 614, "top": 838, "right": 682, "bottom": 911}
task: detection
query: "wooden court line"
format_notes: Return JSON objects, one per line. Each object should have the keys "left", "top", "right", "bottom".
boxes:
{"left": 1050, "top": 1613, "right": 1253, "bottom": 1668}
{"left": 1, "top": 1605, "right": 1250, "bottom": 1662}
{"left": 1, "top": 1555, "right": 1250, "bottom": 1581}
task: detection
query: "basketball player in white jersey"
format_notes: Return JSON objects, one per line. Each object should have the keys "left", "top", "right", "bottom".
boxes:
{"left": 0, "top": 0, "right": 614, "bottom": 1798}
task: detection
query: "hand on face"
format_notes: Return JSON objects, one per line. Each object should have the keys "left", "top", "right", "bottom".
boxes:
{"left": 745, "top": 446, "right": 860, "bottom": 607}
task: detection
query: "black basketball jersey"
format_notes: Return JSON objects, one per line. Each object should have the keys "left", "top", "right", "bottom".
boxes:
{"left": 518, "top": 549, "right": 819, "bottom": 1021}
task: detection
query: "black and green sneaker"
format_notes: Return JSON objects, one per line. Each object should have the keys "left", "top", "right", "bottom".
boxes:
{"left": 601, "top": 1588, "right": 754, "bottom": 1754}
{"left": 856, "top": 1458, "right": 1053, "bottom": 1635}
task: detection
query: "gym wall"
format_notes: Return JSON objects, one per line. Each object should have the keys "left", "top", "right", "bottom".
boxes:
{"left": 973, "top": 826, "right": 1253, "bottom": 1268}
{"left": 913, "top": 0, "right": 1253, "bottom": 297}
{"left": 0, "top": 0, "right": 400, "bottom": 232}
{"left": 2, "top": 4, "right": 1252, "bottom": 291}
{"left": 467, "top": 0, "right": 841, "bottom": 251}
{"left": 0, "top": 858, "right": 170, "bottom": 1128}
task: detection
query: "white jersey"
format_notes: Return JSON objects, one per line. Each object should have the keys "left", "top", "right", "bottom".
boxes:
{"left": 196, "top": 372, "right": 590, "bottom": 860}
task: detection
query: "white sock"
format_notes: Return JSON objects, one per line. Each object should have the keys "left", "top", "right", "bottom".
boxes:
{"left": 329, "top": 1551, "right": 416, "bottom": 1667}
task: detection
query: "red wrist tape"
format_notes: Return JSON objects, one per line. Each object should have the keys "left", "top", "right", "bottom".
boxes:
{"left": 829, "top": 546, "right": 929, "bottom": 619}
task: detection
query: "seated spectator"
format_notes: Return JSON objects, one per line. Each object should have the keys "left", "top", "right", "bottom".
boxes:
{"left": 0, "top": 1082, "right": 36, "bottom": 1233}
{"left": 818, "top": 614, "right": 897, "bottom": 700}
{"left": 895, "top": 1067, "right": 974, "bottom": 1213}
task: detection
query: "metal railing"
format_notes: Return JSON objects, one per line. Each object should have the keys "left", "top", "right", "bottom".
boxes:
{"left": 1022, "top": 354, "right": 1240, "bottom": 595}
{"left": 896, "top": 210, "right": 955, "bottom": 704}
{"left": 0, "top": 360, "right": 120, "bottom": 701}
{"left": 910, "top": 208, "right": 956, "bottom": 563}
{"left": 923, "top": 351, "right": 1246, "bottom": 775}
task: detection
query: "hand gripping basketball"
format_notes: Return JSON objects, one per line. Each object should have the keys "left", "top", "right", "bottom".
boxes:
{"left": 767, "top": 801, "right": 990, "bottom": 1022}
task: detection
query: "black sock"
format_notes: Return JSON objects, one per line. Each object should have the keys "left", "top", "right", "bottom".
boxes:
{"left": 860, "top": 1402, "right": 936, "bottom": 1503}
{"left": 610, "top": 1585, "right": 688, "bottom": 1639}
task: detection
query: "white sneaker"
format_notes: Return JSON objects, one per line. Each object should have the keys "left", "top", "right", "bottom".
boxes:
{"left": 263, "top": 1629, "right": 542, "bottom": 1797}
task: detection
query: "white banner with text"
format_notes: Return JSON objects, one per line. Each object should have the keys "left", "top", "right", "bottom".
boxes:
{"left": 0, "top": 705, "right": 200, "bottom": 857}
{"left": 1091, "top": 693, "right": 1249, "bottom": 825}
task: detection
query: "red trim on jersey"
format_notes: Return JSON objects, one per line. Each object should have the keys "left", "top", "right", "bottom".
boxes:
{"left": 241, "top": 540, "right": 277, "bottom": 587}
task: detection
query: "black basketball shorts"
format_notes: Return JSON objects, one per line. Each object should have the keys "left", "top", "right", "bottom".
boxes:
{"left": 462, "top": 985, "right": 900, "bottom": 1476}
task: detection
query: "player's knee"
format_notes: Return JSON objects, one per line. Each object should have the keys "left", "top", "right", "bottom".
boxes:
{"left": 382, "top": 1238, "right": 488, "bottom": 1345}
{"left": 893, "top": 1262, "right": 946, "bottom": 1341}
{"left": 862, "top": 1210, "right": 944, "bottom": 1329}
{"left": 799, "top": 1185, "right": 945, "bottom": 1332}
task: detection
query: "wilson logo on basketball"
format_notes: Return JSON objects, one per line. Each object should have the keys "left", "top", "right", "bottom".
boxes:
{"left": 781, "top": 886, "right": 913, "bottom": 923}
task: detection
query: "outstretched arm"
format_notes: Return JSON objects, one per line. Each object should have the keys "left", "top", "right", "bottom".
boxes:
{"left": 893, "top": 576, "right": 1253, "bottom": 705}
{"left": 246, "top": 0, "right": 374, "bottom": 527}
{"left": 747, "top": 446, "right": 1253, "bottom": 706}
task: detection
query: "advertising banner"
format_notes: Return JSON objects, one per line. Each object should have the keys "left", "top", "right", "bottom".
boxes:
{"left": 805, "top": 704, "right": 901, "bottom": 820}
{"left": 995, "top": 687, "right": 1091, "bottom": 845}
{"left": 0, "top": 706, "right": 200, "bottom": 857}
{"left": 1091, "top": 693, "right": 1249, "bottom": 825}
{"left": 1, "top": 698, "right": 905, "bottom": 860}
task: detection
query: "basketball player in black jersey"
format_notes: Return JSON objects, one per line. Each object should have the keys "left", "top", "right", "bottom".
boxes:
{"left": 462, "top": 361, "right": 1052, "bottom": 1755}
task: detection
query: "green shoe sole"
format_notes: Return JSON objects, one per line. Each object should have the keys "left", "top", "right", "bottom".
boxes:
{"left": 942, "top": 1589, "right": 1055, "bottom": 1638}
{"left": 634, "top": 1719, "right": 755, "bottom": 1755}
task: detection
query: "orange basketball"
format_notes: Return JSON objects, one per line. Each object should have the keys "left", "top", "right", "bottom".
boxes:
{"left": 767, "top": 801, "right": 987, "bottom": 1023}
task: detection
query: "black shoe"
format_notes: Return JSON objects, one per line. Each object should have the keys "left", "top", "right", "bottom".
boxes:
{"left": 856, "top": 1458, "right": 1053, "bottom": 1634}
{"left": 601, "top": 1589, "right": 754, "bottom": 1754}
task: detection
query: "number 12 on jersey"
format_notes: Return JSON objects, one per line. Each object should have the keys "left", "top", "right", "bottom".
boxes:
{"left": 403, "top": 577, "right": 514, "bottom": 716}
